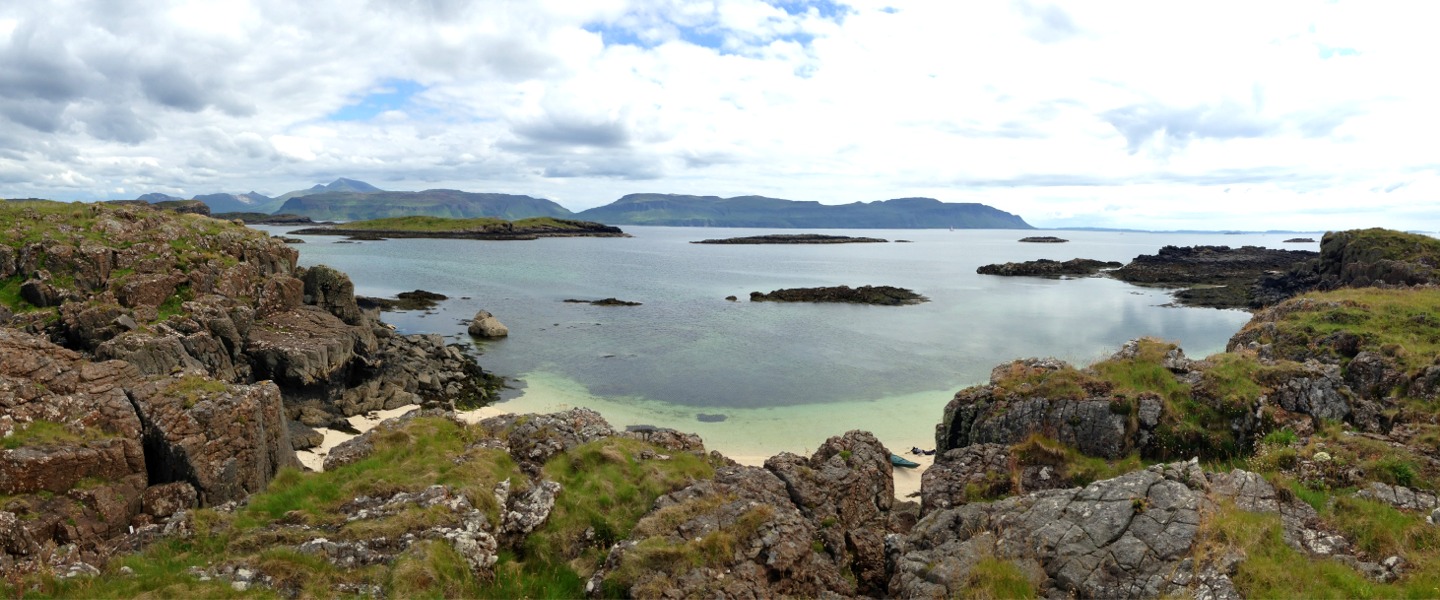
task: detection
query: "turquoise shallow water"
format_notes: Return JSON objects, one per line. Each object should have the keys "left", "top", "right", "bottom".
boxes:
{"left": 261, "top": 225, "right": 1308, "bottom": 455}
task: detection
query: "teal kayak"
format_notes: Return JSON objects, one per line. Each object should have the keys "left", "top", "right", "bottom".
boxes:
{"left": 890, "top": 454, "right": 920, "bottom": 468}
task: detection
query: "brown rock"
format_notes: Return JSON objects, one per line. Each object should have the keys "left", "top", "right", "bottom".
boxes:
{"left": 127, "top": 374, "right": 299, "bottom": 505}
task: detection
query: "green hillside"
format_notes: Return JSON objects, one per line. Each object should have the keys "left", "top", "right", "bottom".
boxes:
{"left": 276, "top": 190, "right": 574, "bottom": 221}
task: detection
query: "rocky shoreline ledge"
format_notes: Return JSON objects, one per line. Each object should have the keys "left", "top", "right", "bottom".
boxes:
{"left": 3, "top": 205, "right": 1440, "bottom": 598}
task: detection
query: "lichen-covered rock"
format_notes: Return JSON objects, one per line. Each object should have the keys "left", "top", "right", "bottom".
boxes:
{"left": 479, "top": 408, "right": 614, "bottom": 474}
{"left": 921, "top": 444, "right": 1014, "bottom": 515}
{"left": 142, "top": 482, "right": 199, "bottom": 519}
{"left": 500, "top": 479, "right": 561, "bottom": 540}
{"left": 894, "top": 461, "right": 1212, "bottom": 599}
{"left": 765, "top": 430, "right": 894, "bottom": 596}
{"left": 589, "top": 464, "right": 855, "bottom": 599}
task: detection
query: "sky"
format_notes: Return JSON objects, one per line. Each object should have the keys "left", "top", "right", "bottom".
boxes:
{"left": 1, "top": 1, "right": 1436, "bottom": 231}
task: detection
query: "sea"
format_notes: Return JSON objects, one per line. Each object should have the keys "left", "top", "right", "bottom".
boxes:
{"left": 256, "top": 225, "right": 1314, "bottom": 460}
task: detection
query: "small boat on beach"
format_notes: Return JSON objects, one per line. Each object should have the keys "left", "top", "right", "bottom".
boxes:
{"left": 890, "top": 454, "right": 920, "bottom": 468}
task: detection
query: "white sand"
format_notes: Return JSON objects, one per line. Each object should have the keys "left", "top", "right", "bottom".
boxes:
{"left": 295, "top": 406, "right": 418, "bottom": 471}
{"left": 296, "top": 374, "right": 948, "bottom": 501}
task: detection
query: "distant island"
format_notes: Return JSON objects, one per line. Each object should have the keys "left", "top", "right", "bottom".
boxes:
{"left": 691, "top": 234, "right": 888, "bottom": 244}
{"left": 1284, "top": 237, "right": 1317, "bottom": 243}
{"left": 133, "top": 178, "right": 1033, "bottom": 230}
{"left": 575, "top": 193, "right": 1032, "bottom": 229}
{"left": 288, "top": 216, "right": 627, "bottom": 240}
{"left": 1018, "top": 236, "right": 1068, "bottom": 243}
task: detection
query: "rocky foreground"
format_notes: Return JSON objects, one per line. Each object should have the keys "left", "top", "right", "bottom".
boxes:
{"left": 2, "top": 206, "right": 1440, "bottom": 598}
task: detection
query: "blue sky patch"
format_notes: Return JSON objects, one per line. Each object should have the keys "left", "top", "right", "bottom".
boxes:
{"left": 328, "top": 79, "right": 425, "bottom": 121}
{"left": 1317, "top": 44, "right": 1359, "bottom": 59}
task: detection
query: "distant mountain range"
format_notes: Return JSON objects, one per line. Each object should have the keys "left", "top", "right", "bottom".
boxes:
{"left": 138, "top": 179, "right": 1033, "bottom": 229}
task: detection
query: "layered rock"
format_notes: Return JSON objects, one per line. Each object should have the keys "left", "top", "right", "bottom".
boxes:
{"left": 935, "top": 357, "right": 1160, "bottom": 459}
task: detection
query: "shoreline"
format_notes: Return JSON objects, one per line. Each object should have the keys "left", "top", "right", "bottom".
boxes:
{"left": 295, "top": 376, "right": 947, "bottom": 500}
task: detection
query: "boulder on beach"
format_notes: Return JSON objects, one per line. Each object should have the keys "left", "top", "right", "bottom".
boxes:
{"left": 468, "top": 310, "right": 509, "bottom": 338}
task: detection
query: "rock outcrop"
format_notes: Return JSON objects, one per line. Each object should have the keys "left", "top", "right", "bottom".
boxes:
{"left": 468, "top": 310, "right": 509, "bottom": 338}
{"left": 1110, "top": 244, "right": 1318, "bottom": 309}
{"left": 977, "top": 257, "right": 1121, "bottom": 277}
{"left": 590, "top": 430, "right": 899, "bottom": 598}
{"left": 749, "top": 285, "right": 928, "bottom": 305}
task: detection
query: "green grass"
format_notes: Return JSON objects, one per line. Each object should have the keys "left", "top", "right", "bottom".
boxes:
{"left": 960, "top": 556, "right": 1036, "bottom": 600}
{"left": 166, "top": 374, "right": 230, "bottom": 408}
{"left": 527, "top": 437, "right": 716, "bottom": 572}
{"left": 0, "top": 275, "right": 31, "bottom": 310}
{"left": 1197, "top": 494, "right": 1440, "bottom": 599}
{"left": 1, "top": 420, "right": 116, "bottom": 450}
{"left": 157, "top": 285, "right": 194, "bottom": 320}
{"left": 1253, "top": 287, "right": 1440, "bottom": 377}
{"left": 1012, "top": 434, "right": 1146, "bottom": 488}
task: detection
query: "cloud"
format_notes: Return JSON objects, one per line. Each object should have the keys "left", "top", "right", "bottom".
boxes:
{"left": 0, "top": 1, "right": 1436, "bottom": 230}
{"left": 1102, "top": 102, "right": 1277, "bottom": 154}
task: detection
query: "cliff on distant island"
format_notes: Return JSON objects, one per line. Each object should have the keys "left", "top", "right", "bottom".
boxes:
{"left": 977, "top": 258, "right": 1122, "bottom": 277}
{"left": 750, "top": 285, "right": 927, "bottom": 305}
{"left": 289, "top": 216, "right": 627, "bottom": 240}
{"left": 576, "top": 193, "right": 1033, "bottom": 229}
{"left": 692, "top": 234, "right": 888, "bottom": 244}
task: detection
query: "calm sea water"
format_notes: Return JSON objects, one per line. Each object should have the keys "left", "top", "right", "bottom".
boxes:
{"left": 259, "top": 225, "right": 1310, "bottom": 455}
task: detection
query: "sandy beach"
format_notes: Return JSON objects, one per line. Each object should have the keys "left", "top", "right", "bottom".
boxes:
{"left": 294, "top": 396, "right": 938, "bottom": 500}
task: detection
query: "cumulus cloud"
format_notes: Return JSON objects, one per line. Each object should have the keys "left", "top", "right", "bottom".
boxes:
{"left": 0, "top": 1, "right": 1436, "bottom": 230}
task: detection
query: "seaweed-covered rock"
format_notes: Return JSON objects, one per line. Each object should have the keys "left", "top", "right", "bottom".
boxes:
{"left": 977, "top": 258, "right": 1121, "bottom": 277}
{"left": 749, "top": 285, "right": 927, "bottom": 305}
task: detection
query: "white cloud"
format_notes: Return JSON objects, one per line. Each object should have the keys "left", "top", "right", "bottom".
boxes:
{"left": 0, "top": 0, "right": 1435, "bottom": 230}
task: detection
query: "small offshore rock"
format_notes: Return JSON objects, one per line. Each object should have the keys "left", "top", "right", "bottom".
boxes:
{"left": 468, "top": 310, "right": 509, "bottom": 338}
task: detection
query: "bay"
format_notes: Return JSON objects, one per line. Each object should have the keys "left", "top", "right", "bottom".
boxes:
{"left": 259, "top": 225, "right": 1307, "bottom": 457}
